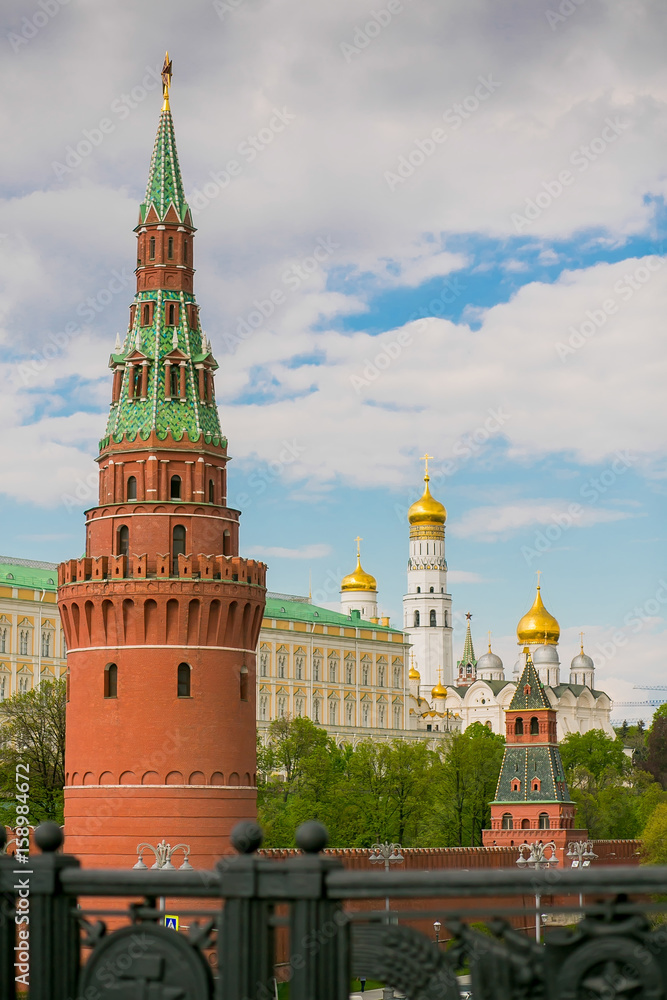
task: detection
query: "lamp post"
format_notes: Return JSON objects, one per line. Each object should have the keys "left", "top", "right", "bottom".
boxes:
{"left": 369, "top": 842, "right": 403, "bottom": 917}
{"left": 434, "top": 920, "right": 441, "bottom": 947}
{"left": 566, "top": 840, "right": 597, "bottom": 909}
{"left": 516, "top": 840, "right": 558, "bottom": 943}
{"left": 133, "top": 840, "right": 192, "bottom": 923}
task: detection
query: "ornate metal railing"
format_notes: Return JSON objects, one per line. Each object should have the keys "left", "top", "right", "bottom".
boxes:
{"left": 0, "top": 820, "right": 664, "bottom": 1000}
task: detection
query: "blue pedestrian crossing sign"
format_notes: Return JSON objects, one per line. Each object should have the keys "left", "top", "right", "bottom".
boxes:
{"left": 164, "top": 915, "right": 179, "bottom": 930}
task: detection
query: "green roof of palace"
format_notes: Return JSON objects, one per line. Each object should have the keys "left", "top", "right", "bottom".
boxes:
{"left": 0, "top": 557, "right": 58, "bottom": 592}
{"left": 263, "top": 597, "right": 403, "bottom": 634}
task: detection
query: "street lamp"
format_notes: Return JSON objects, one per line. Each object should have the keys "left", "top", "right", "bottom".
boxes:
{"left": 566, "top": 840, "right": 597, "bottom": 909}
{"left": 133, "top": 840, "right": 192, "bottom": 925}
{"left": 369, "top": 842, "right": 404, "bottom": 917}
{"left": 516, "top": 841, "right": 558, "bottom": 943}
{"left": 434, "top": 920, "right": 441, "bottom": 946}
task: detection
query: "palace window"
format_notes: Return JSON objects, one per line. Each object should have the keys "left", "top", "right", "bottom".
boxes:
{"left": 393, "top": 664, "right": 401, "bottom": 687}
{"left": 393, "top": 705, "right": 401, "bottom": 729}
{"left": 313, "top": 698, "right": 321, "bottom": 723}
{"left": 362, "top": 664, "right": 369, "bottom": 685}
{"left": 362, "top": 704, "right": 370, "bottom": 727}
{"left": 177, "top": 662, "right": 191, "bottom": 698}
{"left": 378, "top": 665, "right": 385, "bottom": 687}
{"left": 0, "top": 629, "right": 6, "bottom": 654}
{"left": 329, "top": 701, "right": 337, "bottom": 725}
{"left": 345, "top": 662, "right": 353, "bottom": 684}
{"left": 259, "top": 695, "right": 268, "bottom": 720}
{"left": 378, "top": 704, "right": 386, "bottom": 728}
{"left": 313, "top": 657, "right": 321, "bottom": 681}
{"left": 346, "top": 702, "right": 354, "bottom": 726}
{"left": 259, "top": 652, "right": 269, "bottom": 677}
{"left": 19, "top": 630, "right": 29, "bottom": 655}
{"left": 0, "top": 677, "right": 5, "bottom": 700}
{"left": 126, "top": 476, "right": 137, "bottom": 501}
{"left": 296, "top": 697, "right": 304, "bottom": 717}
{"left": 328, "top": 658, "right": 337, "bottom": 683}
{"left": 430, "top": 609, "right": 437, "bottom": 627}
{"left": 104, "top": 663, "right": 118, "bottom": 699}
{"left": 295, "top": 654, "right": 304, "bottom": 680}
{"left": 41, "top": 631, "right": 51, "bottom": 658}
{"left": 277, "top": 695, "right": 286, "bottom": 718}
{"left": 277, "top": 654, "right": 286, "bottom": 679}
{"left": 19, "top": 676, "right": 29, "bottom": 694}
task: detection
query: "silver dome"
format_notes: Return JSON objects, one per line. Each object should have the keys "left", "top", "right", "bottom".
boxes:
{"left": 477, "top": 651, "right": 503, "bottom": 673}
{"left": 571, "top": 652, "right": 594, "bottom": 671}
{"left": 533, "top": 644, "right": 559, "bottom": 664}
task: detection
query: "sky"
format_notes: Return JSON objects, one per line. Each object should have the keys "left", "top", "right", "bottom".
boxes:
{"left": 1, "top": 0, "right": 665, "bottom": 722}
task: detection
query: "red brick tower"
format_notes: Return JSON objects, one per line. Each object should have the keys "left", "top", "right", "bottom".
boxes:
{"left": 482, "top": 651, "right": 587, "bottom": 864}
{"left": 58, "top": 59, "right": 266, "bottom": 868}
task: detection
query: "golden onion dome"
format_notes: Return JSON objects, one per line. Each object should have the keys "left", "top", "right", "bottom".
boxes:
{"left": 517, "top": 585, "right": 560, "bottom": 645}
{"left": 341, "top": 555, "right": 377, "bottom": 593}
{"left": 409, "top": 663, "right": 421, "bottom": 680}
{"left": 431, "top": 680, "right": 447, "bottom": 699}
{"left": 408, "top": 475, "right": 447, "bottom": 525}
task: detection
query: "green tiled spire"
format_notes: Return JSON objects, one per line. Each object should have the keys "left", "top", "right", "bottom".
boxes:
{"left": 493, "top": 744, "right": 572, "bottom": 803}
{"left": 460, "top": 614, "right": 476, "bottom": 668}
{"left": 139, "top": 102, "right": 189, "bottom": 224}
{"left": 508, "top": 653, "right": 550, "bottom": 710}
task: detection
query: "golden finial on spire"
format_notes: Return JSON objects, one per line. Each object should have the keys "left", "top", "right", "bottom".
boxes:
{"left": 161, "top": 52, "right": 173, "bottom": 110}
{"left": 420, "top": 453, "right": 434, "bottom": 481}
{"left": 355, "top": 535, "right": 363, "bottom": 558}
{"left": 580, "top": 631, "right": 585, "bottom": 653}
{"left": 536, "top": 568, "right": 542, "bottom": 588}
{"left": 488, "top": 629, "right": 492, "bottom": 652}
{"left": 409, "top": 652, "right": 420, "bottom": 680}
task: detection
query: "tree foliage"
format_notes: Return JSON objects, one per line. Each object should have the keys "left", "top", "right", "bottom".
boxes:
{"left": 0, "top": 679, "right": 66, "bottom": 825}
{"left": 257, "top": 716, "right": 504, "bottom": 848}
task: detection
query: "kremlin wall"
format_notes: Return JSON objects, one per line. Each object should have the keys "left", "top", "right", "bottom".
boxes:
{"left": 0, "top": 63, "right": 621, "bottom": 869}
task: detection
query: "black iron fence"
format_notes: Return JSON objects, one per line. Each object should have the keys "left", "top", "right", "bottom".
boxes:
{"left": 1, "top": 820, "right": 665, "bottom": 1000}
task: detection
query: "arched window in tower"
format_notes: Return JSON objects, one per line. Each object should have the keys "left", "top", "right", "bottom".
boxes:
{"left": 172, "top": 525, "right": 186, "bottom": 575}
{"left": 501, "top": 813, "right": 513, "bottom": 829}
{"left": 126, "top": 476, "right": 137, "bottom": 501}
{"left": 416, "top": 586, "right": 421, "bottom": 593}
{"left": 538, "top": 812, "right": 550, "bottom": 829}
{"left": 170, "top": 475, "right": 181, "bottom": 499}
{"left": 223, "top": 530, "right": 231, "bottom": 556}
{"left": 444, "top": 611, "right": 449, "bottom": 626}
{"left": 413, "top": 610, "right": 420, "bottom": 627}
{"left": 170, "top": 367, "right": 180, "bottom": 398}
{"left": 167, "top": 302, "right": 177, "bottom": 326}
{"left": 430, "top": 586, "right": 434, "bottom": 593}
{"left": 208, "top": 479, "right": 215, "bottom": 503}
{"left": 239, "top": 664, "right": 248, "bottom": 701}
{"left": 183, "top": 239, "right": 188, "bottom": 263}
{"left": 429, "top": 609, "right": 437, "bottom": 627}
{"left": 149, "top": 236, "right": 155, "bottom": 260}
{"left": 104, "top": 663, "right": 118, "bottom": 699}
{"left": 530, "top": 716, "right": 539, "bottom": 735}
{"left": 117, "top": 525, "right": 129, "bottom": 558}
{"left": 133, "top": 366, "right": 142, "bottom": 397}
{"left": 514, "top": 717, "right": 524, "bottom": 735}
{"left": 167, "top": 236, "right": 174, "bottom": 259}
{"left": 177, "top": 662, "right": 191, "bottom": 697}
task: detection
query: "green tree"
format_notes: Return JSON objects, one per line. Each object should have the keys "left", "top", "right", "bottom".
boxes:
{"left": 560, "top": 729, "right": 629, "bottom": 788}
{"left": 644, "top": 717, "right": 667, "bottom": 789}
{"left": 432, "top": 723, "right": 505, "bottom": 846}
{"left": 0, "top": 679, "right": 66, "bottom": 825}
{"left": 641, "top": 801, "right": 667, "bottom": 864}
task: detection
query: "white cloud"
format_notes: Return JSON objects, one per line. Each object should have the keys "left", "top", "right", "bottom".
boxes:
{"left": 452, "top": 499, "right": 636, "bottom": 542}
{"left": 247, "top": 543, "right": 332, "bottom": 560}
{"left": 448, "top": 570, "right": 488, "bottom": 583}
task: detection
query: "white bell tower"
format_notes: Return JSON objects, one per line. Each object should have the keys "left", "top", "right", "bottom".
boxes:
{"left": 402, "top": 455, "right": 453, "bottom": 692}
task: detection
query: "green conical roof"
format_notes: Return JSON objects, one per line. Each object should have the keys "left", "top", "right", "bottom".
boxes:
{"left": 139, "top": 102, "right": 189, "bottom": 224}
{"left": 458, "top": 616, "right": 476, "bottom": 668}
{"left": 493, "top": 744, "right": 572, "bottom": 803}
{"left": 509, "top": 654, "right": 550, "bottom": 710}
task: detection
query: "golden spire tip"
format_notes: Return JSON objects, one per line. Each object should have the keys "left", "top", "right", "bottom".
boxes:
{"left": 161, "top": 51, "right": 173, "bottom": 110}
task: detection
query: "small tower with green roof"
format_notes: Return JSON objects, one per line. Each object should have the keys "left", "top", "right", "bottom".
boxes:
{"left": 482, "top": 649, "right": 587, "bottom": 861}
{"left": 456, "top": 611, "right": 477, "bottom": 686}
